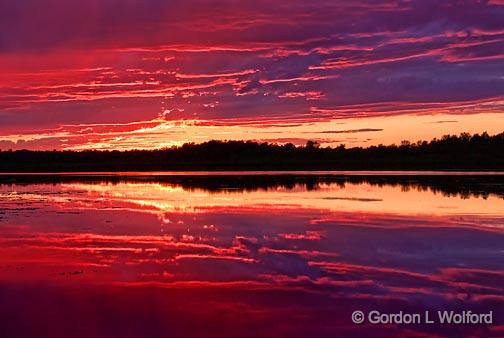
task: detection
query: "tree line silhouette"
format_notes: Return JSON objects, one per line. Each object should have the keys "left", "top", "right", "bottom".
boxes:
{"left": 0, "top": 132, "right": 503, "bottom": 171}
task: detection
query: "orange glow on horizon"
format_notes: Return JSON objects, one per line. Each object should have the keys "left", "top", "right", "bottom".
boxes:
{"left": 0, "top": 111, "right": 503, "bottom": 151}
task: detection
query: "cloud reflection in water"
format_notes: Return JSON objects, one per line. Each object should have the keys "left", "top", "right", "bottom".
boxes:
{"left": 0, "top": 176, "right": 503, "bottom": 337}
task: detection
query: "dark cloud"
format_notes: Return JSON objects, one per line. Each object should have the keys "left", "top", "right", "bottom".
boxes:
{"left": 427, "top": 120, "right": 459, "bottom": 124}
{"left": 319, "top": 128, "right": 383, "bottom": 134}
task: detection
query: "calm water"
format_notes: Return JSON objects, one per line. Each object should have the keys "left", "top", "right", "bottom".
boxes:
{"left": 0, "top": 173, "right": 503, "bottom": 338}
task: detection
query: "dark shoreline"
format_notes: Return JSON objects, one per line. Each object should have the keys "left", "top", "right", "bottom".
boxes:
{"left": 1, "top": 132, "right": 503, "bottom": 172}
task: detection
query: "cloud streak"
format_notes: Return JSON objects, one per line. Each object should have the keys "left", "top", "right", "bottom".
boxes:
{"left": 0, "top": 0, "right": 503, "bottom": 149}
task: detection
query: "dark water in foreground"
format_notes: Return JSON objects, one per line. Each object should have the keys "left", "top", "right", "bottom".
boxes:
{"left": 0, "top": 173, "right": 503, "bottom": 338}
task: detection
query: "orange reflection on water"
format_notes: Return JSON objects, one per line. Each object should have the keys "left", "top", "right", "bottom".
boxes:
{"left": 6, "top": 179, "right": 504, "bottom": 217}
{"left": 0, "top": 176, "right": 503, "bottom": 337}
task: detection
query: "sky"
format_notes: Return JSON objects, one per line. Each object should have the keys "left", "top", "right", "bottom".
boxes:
{"left": 0, "top": 0, "right": 503, "bottom": 150}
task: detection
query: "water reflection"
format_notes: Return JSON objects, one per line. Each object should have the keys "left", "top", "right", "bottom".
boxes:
{"left": 0, "top": 174, "right": 503, "bottom": 337}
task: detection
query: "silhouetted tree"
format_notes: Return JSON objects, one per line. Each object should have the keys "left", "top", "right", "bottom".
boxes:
{"left": 0, "top": 132, "right": 502, "bottom": 171}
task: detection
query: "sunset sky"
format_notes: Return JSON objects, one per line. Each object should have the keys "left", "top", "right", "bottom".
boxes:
{"left": 0, "top": 0, "right": 503, "bottom": 150}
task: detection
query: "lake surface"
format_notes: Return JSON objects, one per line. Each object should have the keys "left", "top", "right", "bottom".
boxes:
{"left": 0, "top": 173, "right": 503, "bottom": 338}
